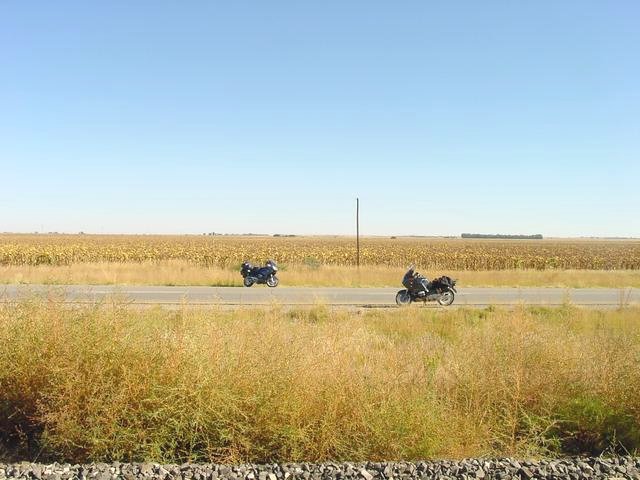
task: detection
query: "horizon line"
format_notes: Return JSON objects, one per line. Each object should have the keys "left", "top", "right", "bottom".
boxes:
{"left": 2, "top": 231, "right": 639, "bottom": 240}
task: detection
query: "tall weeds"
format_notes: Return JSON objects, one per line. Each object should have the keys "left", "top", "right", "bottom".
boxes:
{"left": 2, "top": 261, "right": 640, "bottom": 288}
{"left": 1, "top": 300, "right": 638, "bottom": 463}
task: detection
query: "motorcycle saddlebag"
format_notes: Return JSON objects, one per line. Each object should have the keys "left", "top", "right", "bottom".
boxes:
{"left": 431, "top": 276, "right": 454, "bottom": 290}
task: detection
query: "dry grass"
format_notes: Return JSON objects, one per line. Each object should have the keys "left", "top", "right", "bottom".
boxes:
{"left": 1, "top": 299, "right": 639, "bottom": 463}
{"left": 1, "top": 261, "right": 639, "bottom": 288}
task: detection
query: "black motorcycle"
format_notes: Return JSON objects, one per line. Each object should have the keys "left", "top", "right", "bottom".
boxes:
{"left": 396, "top": 265, "right": 457, "bottom": 306}
{"left": 240, "top": 260, "right": 279, "bottom": 287}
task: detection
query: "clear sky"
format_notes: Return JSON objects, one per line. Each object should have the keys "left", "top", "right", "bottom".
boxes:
{"left": 1, "top": 1, "right": 638, "bottom": 237}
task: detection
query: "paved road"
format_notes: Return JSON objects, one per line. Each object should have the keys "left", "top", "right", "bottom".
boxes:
{"left": 1, "top": 284, "right": 638, "bottom": 307}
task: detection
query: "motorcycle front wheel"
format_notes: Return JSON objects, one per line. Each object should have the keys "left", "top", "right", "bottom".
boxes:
{"left": 396, "top": 290, "right": 412, "bottom": 306}
{"left": 266, "top": 275, "right": 279, "bottom": 287}
{"left": 243, "top": 277, "right": 255, "bottom": 287}
{"left": 437, "top": 290, "right": 455, "bottom": 306}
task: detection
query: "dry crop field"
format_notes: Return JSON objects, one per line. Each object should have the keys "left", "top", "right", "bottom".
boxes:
{"left": 1, "top": 234, "right": 639, "bottom": 287}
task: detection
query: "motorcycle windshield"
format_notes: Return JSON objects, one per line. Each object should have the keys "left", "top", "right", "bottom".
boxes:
{"left": 402, "top": 269, "right": 414, "bottom": 288}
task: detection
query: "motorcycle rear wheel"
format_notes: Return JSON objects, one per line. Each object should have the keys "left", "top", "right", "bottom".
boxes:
{"left": 396, "top": 290, "right": 412, "bottom": 306}
{"left": 266, "top": 275, "right": 279, "bottom": 287}
{"left": 243, "top": 277, "right": 255, "bottom": 287}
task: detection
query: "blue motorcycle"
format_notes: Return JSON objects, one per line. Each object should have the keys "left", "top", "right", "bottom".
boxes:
{"left": 240, "top": 260, "right": 279, "bottom": 287}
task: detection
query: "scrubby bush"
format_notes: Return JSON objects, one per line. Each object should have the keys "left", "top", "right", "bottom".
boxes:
{"left": 1, "top": 300, "right": 639, "bottom": 463}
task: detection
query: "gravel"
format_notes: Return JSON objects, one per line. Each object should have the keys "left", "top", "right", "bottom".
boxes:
{"left": 0, "top": 458, "right": 639, "bottom": 480}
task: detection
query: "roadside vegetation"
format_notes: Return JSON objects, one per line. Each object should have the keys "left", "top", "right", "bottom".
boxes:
{"left": 1, "top": 298, "right": 639, "bottom": 463}
{"left": 2, "top": 261, "right": 640, "bottom": 288}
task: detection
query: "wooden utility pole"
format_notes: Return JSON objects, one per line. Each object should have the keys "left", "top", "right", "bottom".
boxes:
{"left": 356, "top": 197, "right": 360, "bottom": 269}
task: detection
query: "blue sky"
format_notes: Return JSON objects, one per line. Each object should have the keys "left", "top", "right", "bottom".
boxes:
{"left": 1, "top": 1, "right": 638, "bottom": 236}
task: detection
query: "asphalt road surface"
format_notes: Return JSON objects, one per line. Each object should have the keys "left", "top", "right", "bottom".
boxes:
{"left": 1, "top": 284, "right": 638, "bottom": 307}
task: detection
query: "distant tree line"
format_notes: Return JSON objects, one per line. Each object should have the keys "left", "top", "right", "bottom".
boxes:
{"left": 461, "top": 233, "right": 543, "bottom": 239}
